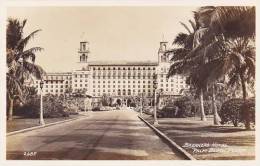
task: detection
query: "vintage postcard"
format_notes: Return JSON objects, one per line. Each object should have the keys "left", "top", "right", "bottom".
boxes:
{"left": 0, "top": 0, "right": 258, "bottom": 166}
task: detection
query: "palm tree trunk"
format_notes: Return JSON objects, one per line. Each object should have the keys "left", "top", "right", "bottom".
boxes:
{"left": 199, "top": 89, "right": 207, "bottom": 121}
{"left": 212, "top": 85, "right": 221, "bottom": 125}
{"left": 7, "top": 96, "right": 14, "bottom": 121}
{"left": 240, "top": 73, "right": 251, "bottom": 130}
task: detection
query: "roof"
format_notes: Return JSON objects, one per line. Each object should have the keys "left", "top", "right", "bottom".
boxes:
{"left": 88, "top": 60, "right": 158, "bottom": 66}
{"left": 44, "top": 72, "right": 72, "bottom": 76}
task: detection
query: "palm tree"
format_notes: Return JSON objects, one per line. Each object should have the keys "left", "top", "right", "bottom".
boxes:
{"left": 167, "top": 16, "right": 208, "bottom": 121}
{"left": 192, "top": 6, "right": 255, "bottom": 128}
{"left": 6, "top": 18, "right": 45, "bottom": 121}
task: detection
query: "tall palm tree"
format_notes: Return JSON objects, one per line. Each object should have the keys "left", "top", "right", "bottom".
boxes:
{"left": 6, "top": 18, "right": 45, "bottom": 121}
{"left": 167, "top": 17, "right": 207, "bottom": 121}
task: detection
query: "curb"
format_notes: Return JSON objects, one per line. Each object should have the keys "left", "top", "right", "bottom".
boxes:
{"left": 138, "top": 115, "right": 196, "bottom": 160}
{"left": 7, "top": 115, "right": 90, "bottom": 136}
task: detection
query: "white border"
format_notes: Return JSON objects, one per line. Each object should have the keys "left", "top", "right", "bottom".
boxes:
{"left": 0, "top": 0, "right": 259, "bottom": 166}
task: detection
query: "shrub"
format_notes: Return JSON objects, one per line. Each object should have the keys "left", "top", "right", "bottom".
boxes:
{"left": 15, "top": 94, "right": 69, "bottom": 118}
{"left": 173, "top": 96, "right": 198, "bottom": 117}
{"left": 219, "top": 98, "right": 255, "bottom": 127}
{"left": 92, "top": 106, "right": 100, "bottom": 111}
{"left": 157, "top": 106, "right": 177, "bottom": 118}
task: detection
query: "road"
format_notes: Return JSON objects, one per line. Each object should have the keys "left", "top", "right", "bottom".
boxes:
{"left": 7, "top": 110, "right": 185, "bottom": 160}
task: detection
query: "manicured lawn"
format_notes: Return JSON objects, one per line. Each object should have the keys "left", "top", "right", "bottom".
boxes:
{"left": 142, "top": 114, "right": 255, "bottom": 160}
{"left": 7, "top": 114, "right": 85, "bottom": 133}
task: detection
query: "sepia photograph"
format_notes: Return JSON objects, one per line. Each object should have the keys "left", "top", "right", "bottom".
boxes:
{"left": 1, "top": 0, "right": 258, "bottom": 164}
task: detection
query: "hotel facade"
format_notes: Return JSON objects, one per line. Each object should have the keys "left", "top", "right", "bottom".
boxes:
{"left": 34, "top": 41, "right": 188, "bottom": 105}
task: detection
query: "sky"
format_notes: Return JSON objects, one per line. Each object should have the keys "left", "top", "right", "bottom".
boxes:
{"left": 7, "top": 6, "right": 198, "bottom": 72}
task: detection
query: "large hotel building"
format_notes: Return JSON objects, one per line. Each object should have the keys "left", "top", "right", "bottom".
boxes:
{"left": 34, "top": 41, "right": 188, "bottom": 105}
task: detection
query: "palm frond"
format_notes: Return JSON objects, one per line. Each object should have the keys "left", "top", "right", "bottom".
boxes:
{"left": 210, "top": 6, "right": 255, "bottom": 38}
{"left": 21, "top": 47, "right": 44, "bottom": 62}
{"left": 189, "top": 19, "right": 197, "bottom": 32}
{"left": 16, "top": 29, "right": 41, "bottom": 51}
{"left": 173, "top": 33, "right": 189, "bottom": 46}
{"left": 23, "top": 61, "right": 46, "bottom": 79}
{"left": 180, "top": 22, "right": 192, "bottom": 34}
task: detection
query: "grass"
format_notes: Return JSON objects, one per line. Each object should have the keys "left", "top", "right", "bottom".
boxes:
{"left": 142, "top": 114, "right": 255, "bottom": 160}
{"left": 7, "top": 114, "right": 84, "bottom": 133}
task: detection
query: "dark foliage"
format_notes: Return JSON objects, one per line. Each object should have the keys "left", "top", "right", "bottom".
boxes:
{"left": 219, "top": 98, "right": 255, "bottom": 127}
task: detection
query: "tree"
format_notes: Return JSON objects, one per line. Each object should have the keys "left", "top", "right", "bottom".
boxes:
{"left": 191, "top": 6, "right": 255, "bottom": 128}
{"left": 167, "top": 16, "right": 207, "bottom": 121}
{"left": 6, "top": 18, "right": 44, "bottom": 121}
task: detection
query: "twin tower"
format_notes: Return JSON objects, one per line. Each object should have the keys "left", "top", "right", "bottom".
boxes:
{"left": 78, "top": 40, "right": 170, "bottom": 64}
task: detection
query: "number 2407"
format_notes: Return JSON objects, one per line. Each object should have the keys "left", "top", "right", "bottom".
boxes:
{"left": 24, "top": 152, "right": 37, "bottom": 156}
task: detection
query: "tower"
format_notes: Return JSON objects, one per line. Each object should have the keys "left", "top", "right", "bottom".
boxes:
{"left": 158, "top": 41, "right": 169, "bottom": 63}
{"left": 78, "top": 41, "right": 90, "bottom": 63}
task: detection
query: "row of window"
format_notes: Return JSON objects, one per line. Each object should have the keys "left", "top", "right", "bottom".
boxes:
{"left": 74, "top": 79, "right": 88, "bottom": 83}
{"left": 93, "top": 85, "right": 153, "bottom": 88}
{"left": 36, "top": 85, "right": 69, "bottom": 88}
{"left": 92, "top": 76, "right": 154, "bottom": 79}
{"left": 93, "top": 89, "right": 154, "bottom": 93}
{"left": 39, "top": 80, "right": 71, "bottom": 84}
{"left": 93, "top": 71, "right": 155, "bottom": 74}
{"left": 43, "top": 75, "right": 71, "bottom": 80}
{"left": 93, "top": 80, "right": 152, "bottom": 84}
{"left": 92, "top": 67, "right": 156, "bottom": 71}
{"left": 74, "top": 74, "right": 89, "bottom": 78}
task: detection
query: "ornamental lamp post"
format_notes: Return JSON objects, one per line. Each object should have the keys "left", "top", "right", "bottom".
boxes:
{"left": 153, "top": 79, "right": 159, "bottom": 125}
{"left": 140, "top": 93, "right": 143, "bottom": 116}
{"left": 39, "top": 80, "right": 45, "bottom": 126}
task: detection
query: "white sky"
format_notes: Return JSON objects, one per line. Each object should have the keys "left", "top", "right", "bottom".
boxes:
{"left": 7, "top": 6, "right": 198, "bottom": 72}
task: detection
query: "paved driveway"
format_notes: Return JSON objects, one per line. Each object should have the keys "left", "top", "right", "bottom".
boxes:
{"left": 7, "top": 110, "right": 184, "bottom": 160}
